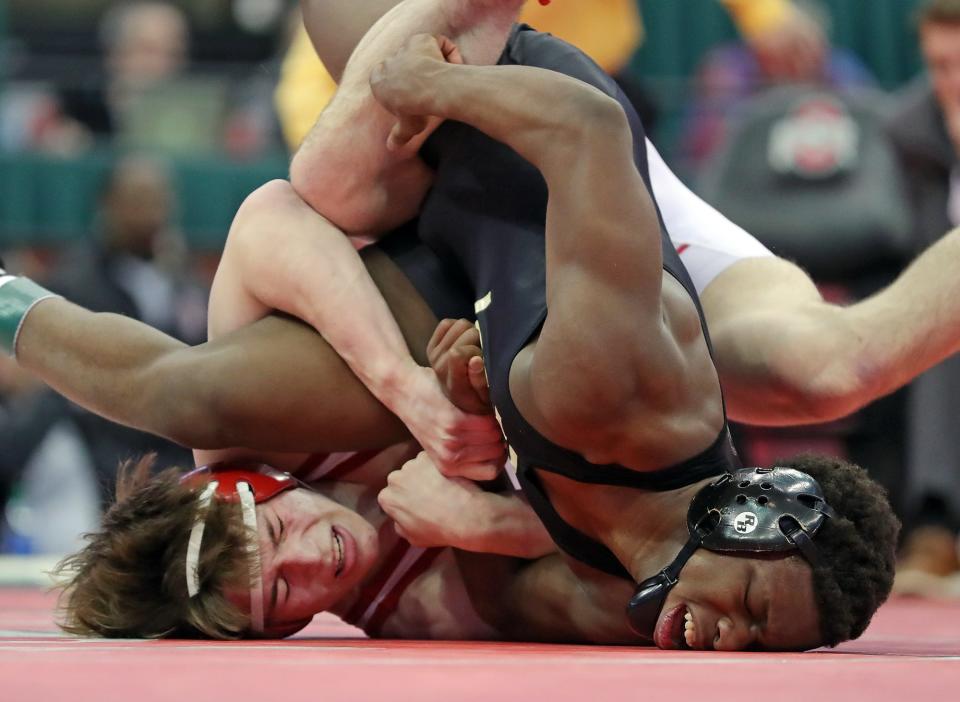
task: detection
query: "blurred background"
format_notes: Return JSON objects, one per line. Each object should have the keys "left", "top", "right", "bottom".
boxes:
{"left": 1, "top": 0, "right": 959, "bottom": 595}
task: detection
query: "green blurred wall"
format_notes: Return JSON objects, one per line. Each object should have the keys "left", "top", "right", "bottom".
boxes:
{"left": 0, "top": 0, "right": 931, "bottom": 250}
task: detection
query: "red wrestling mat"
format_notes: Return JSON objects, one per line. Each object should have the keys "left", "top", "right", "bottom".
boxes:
{"left": 1, "top": 587, "right": 958, "bottom": 702}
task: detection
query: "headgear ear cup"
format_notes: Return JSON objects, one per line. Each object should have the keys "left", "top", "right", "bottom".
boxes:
{"left": 181, "top": 463, "right": 301, "bottom": 634}
{"left": 626, "top": 467, "right": 836, "bottom": 640}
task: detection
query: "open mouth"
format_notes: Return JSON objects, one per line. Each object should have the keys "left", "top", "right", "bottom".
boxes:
{"left": 657, "top": 603, "right": 695, "bottom": 650}
{"left": 333, "top": 529, "right": 345, "bottom": 576}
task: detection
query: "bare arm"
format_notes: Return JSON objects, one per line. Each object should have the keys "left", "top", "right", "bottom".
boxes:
{"left": 702, "top": 227, "right": 960, "bottom": 425}
{"left": 378, "top": 451, "right": 556, "bottom": 559}
{"left": 216, "top": 180, "right": 504, "bottom": 477}
{"left": 14, "top": 247, "right": 442, "bottom": 451}
{"left": 457, "top": 551, "right": 638, "bottom": 644}
{"left": 373, "top": 40, "right": 721, "bottom": 465}
{"left": 291, "top": 0, "right": 522, "bottom": 235}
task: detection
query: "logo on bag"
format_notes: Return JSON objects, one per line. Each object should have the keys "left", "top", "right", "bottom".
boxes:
{"left": 768, "top": 97, "right": 859, "bottom": 179}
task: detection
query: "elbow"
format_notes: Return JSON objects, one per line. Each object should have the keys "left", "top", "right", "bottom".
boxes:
{"left": 289, "top": 146, "right": 368, "bottom": 233}
{"left": 770, "top": 356, "right": 875, "bottom": 425}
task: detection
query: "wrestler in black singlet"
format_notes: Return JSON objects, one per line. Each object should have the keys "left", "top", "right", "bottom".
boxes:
{"left": 417, "top": 26, "right": 740, "bottom": 580}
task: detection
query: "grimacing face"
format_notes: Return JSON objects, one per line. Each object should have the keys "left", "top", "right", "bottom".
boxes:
{"left": 225, "top": 487, "right": 379, "bottom": 637}
{"left": 652, "top": 550, "right": 822, "bottom": 651}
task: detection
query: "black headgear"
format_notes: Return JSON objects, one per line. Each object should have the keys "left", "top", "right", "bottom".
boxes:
{"left": 626, "top": 466, "right": 836, "bottom": 641}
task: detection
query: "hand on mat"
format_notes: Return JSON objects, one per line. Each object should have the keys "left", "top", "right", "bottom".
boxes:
{"left": 397, "top": 365, "right": 504, "bottom": 481}
{"left": 371, "top": 34, "right": 463, "bottom": 152}
{"left": 379, "top": 451, "right": 491, "bottom": 549}
{"left": 427, "top": 318, "right": 492, "bottom": 415}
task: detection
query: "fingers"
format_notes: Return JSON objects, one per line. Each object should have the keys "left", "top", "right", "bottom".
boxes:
{"left": 428, "top": 318, "right": 474, "bottom": 367}
{"left": 454, "top": 441, "right": 507, "bottom": 467}
{"left": 436, "top": 35, "right": 464, "bottom": 65}
{"left": 427, "top": 318, "right": 458, "bottom": 366}
{"left": 468, "top": 355, "right": 491, "bottom": 405}
{"left": 387, "top": 115, "right": 429, "bottom": 151}
{"left": 440, "top": 461, "right": 501, "bottom": 481}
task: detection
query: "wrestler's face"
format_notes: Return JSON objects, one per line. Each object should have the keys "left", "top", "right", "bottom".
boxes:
{"left": 653, "top": 551, "right": 821, "bottom": 651}
{"left": 921, "top": 21, "right": 960, "bottom": 119}
{"left": 226, "top": 487, "right": 379, "bottom": 637}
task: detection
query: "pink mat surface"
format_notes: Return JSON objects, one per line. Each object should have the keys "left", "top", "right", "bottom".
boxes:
{"left": 1, "top": 588, "right": 958, "bottom": 701}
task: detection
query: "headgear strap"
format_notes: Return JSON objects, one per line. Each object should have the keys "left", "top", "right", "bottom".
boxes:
{"left": 183, "top": 471, "right": 275, "bottom": 634}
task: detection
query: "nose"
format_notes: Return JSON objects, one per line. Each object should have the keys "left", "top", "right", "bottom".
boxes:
{"left": 714, "top": 616, "right": 755, "bottom": 651}
{"left": 277, "top": 532, "right": 326, "bottom": 574}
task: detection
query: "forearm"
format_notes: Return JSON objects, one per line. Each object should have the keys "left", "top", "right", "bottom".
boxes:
{"left": 17, "top": 298, "right": 411, "bottom": 452}
{"left": 843, "top": 227, "right": 960, "bottom": 401}
{"left": 709, "top": 229, "right": 960, "bottom": 425}
{"left": 462, "top": 491, "right": 556, "bottom": 559}
{"left": 422, "top": 63, "right": 617, "bottom": 172}
{"left": 223, "top": 184, "right": 424, "bottom": 413}
{"left": 455, "top": 551, "right": 636, "bottom": 643}
{"left": 15, "top": 298, "right": 198, "bottom": 442}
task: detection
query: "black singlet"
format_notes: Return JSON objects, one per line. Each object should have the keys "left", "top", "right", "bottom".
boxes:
{"left": 375, "top": 219, "right": 474, "bottom": 322}
{"left": 418, "top": 26, "right": 740, "bottom": 579}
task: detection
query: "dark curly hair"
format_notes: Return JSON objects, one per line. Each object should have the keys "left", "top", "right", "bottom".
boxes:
{"left": 779, "top": 453, "right": 900, "bottom": 647}
{"left": 54, "top": 456, "right": 253, "bottom": 639}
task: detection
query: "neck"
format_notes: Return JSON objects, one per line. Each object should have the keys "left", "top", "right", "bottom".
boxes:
{"left": 539, "top": 473, "right": 711, "bottom": 582}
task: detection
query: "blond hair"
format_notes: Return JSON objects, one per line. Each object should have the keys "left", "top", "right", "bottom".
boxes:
{"left": 55, "top": 456, "right": 254, "bottom": 639}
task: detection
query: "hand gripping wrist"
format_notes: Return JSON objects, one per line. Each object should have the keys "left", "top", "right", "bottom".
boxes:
{"left": 0, "top": 274, "right": 61, "bottom": 357}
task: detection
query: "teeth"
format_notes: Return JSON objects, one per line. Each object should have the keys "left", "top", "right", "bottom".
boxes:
{"left": 683, "top": 610, "right": 696, "bottom": 648}
{"left": 334, "top": 532, "right": 344, "bottom": 575}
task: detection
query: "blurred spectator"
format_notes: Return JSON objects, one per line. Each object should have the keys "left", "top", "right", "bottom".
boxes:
{"left": 886, "top": 0, "right": 960, "bottom": 594}
{"left": 0, "top": 153, "right": 206, "bottom": 553}
{"left": 277, "top": 0, "right": 831, "bottom": 152}
{"left": 50, "top": 153, "right": 207, "bottom": 343}
{"left": 58, "top": 1, "right": 189, "bottom": 141}
{"left": 722, "top": 0, "right": 827, "bottom": 83}
{"left": 681, "top": 1, "right": 875, "bottom": 172}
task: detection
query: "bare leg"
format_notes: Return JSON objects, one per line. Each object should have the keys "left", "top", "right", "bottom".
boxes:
{"left": 372, "top": 41, "right": 724, "bottom": 467}
{"left": 290, "top": 0, "right": 524, "bottom": 235}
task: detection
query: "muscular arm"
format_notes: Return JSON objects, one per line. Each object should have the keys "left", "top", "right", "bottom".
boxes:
{"left": 702, "top": 228, "right": 960, "bottom": 425}
{"left": 217, "top": 179, "right": 503, "bottom": 477}
{"left": 14, "top": 247, "right": 437, "bottom": 451}
{"left": 457, "top": 551, "right": 638, "bottom": 644}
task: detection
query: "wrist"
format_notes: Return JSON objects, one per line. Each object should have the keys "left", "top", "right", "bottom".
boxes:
{"left": 460, "top": 492, "right": 506, "bottom": 553}
{"left": 368, "top": 358, "right": 425, "bottom": 409}
{"left": 428, "top": 62, "right": 466, "bottom": 120}
{"left": 0, "top": 276, "right": 61, "bottom": 358}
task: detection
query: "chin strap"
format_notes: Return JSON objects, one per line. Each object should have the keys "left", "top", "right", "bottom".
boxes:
{"left": 626, "top": 514, "right": 717, "bottom": 637}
